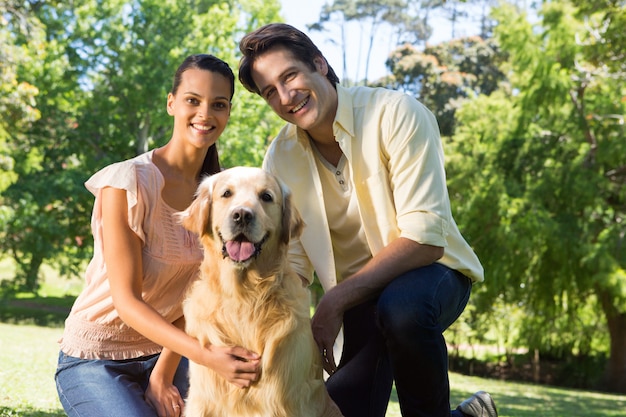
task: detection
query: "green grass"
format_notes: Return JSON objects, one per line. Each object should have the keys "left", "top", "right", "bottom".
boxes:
{"left": 0, "top": 259, "right": 80, "bottom": 328}
{"left": 1, "top": 262, "right": 625, "bottom": 416}
{"left": 1, "top": 322, "right": 625, "bottom": 417}
{"left": 0, "top": 323, "right": 66, "bottom": 417}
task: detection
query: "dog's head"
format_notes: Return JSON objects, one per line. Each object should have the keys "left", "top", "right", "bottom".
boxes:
{"left": 180, "top": 167, "right": 303, "bottom": 270}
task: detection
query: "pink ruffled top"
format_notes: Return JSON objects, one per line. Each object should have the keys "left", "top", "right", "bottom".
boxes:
{"left": 59, "top": 150, "right": 203, "bottom": 360}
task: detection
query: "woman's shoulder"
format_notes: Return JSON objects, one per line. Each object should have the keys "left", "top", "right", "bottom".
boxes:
{"left": 93, "top": 150, "right": 157, "bottom": 178}
{"left": 85, "top": 150, "right": 161, "bottom": 195}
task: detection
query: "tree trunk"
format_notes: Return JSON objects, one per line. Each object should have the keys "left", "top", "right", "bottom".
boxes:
{"left": 532, "top": 348, "right": 540, "bottom": 384}
{"left": 136, "top": 116, "right": 150, "bottom": 155}
{"left": 25, "top": 253, "right": 44, "bottom": 292}
{"left": 597, "top": 285, "right": 626, "bottom": 393}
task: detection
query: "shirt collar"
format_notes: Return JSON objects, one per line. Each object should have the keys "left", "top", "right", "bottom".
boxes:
{"left": 333, "top": 85, "right": 355, "bottom": 138}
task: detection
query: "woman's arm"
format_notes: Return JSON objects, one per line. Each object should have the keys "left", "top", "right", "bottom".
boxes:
{"left": 101, "top": 187, "right": 261, "bottom": 387}
{"left": 145, "top": 317, "right": 186, "bottom": 416}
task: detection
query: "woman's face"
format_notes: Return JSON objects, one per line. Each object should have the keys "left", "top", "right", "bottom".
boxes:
{"left": 167, "top": 68, "right": 232, "bottom": 150}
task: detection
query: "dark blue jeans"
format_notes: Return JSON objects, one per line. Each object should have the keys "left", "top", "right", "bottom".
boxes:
{"left": 55, "top": 352, "right": 189, "bottom": 417}
{"left": 326, "top": 263, "right": 472, "bottom": 417}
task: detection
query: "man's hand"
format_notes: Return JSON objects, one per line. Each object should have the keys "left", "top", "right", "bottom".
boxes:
{"left": 311, "top": 287, "right": 344, "bottom": 375}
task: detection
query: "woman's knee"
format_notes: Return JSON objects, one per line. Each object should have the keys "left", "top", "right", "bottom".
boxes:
{"left": 56, "top": 353, "right": 157, "bottom": 417}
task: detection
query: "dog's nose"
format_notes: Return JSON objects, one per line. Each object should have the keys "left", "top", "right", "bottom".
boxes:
{"left": 232, "top": 207, "right": 254, "bottom": 225}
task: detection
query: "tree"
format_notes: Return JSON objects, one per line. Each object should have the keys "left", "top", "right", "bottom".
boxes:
{"left": 0, "top": 0, "right": 90, "bottom": 291}
{"left": 447, "top": 0, "right": 626, "bottom": 392}
{"left": 308, "top": 0, "right": 430, "bottom": 84}
{"left": 0, "top": 0, "right": 284, "bottom": 291}
{"left": 382, "top": 36, "right": 506, "bottom": 136}
{"left": 0, "top": 1, "right": 41, "bottom": 194}
{"left": 307, "top": 0, "right": 503, "bottom": 85}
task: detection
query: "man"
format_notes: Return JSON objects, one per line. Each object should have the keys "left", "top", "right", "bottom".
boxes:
{"left": 238, "top": 23, "right": 498, "bottom": 417}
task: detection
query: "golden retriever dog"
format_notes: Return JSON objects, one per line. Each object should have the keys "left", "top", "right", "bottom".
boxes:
{"left": 180, "top": 167, "right": 343, "bottom": 417}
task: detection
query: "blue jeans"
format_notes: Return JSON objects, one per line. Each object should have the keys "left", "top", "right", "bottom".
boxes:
{"left": 55, "top": 352, "right": 189, "bottom": 417}
{"left": 326, "top": 263, "right": 472, "bottom": 417}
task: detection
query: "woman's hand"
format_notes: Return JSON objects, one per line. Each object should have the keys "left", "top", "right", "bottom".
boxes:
{"left": 203, "top": 344, "right": 262, "bottom": 388}
{"left": 145, "top": 376, "right": 185, "bottom": 417}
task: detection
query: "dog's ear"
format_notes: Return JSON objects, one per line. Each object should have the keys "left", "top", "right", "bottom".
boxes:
{"left": 179, "top": 176, "right": 213, "bottom": 237}
{"left": 280, "top": 182, "right": 304, "bottom": 244}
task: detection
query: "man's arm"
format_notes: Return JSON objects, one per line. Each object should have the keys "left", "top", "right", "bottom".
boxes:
{"left": 312, "top": 237, "right": 443, "bottom": 373}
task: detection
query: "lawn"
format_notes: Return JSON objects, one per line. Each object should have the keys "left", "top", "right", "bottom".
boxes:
{"left": 2, "top": 321, "right": 625, "bottom": 417}
{"left": 1, "top": 265, "right": 625, "bottom": 417}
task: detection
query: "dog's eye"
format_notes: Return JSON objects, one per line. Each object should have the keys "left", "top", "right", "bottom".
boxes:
{"left": 260, "top": 192, "right": 273, "bottom": 202}
{"left": 221, "top": 189, "right": 232, "bottom": 198}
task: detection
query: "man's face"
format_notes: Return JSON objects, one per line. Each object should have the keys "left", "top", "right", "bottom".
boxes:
{"left": 250, "top": 47, "right": 337, "bottom": 137}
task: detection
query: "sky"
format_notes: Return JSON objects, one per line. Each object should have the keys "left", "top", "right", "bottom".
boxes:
{"left": 278, "top": 0, "right": 480, "bottom": 82}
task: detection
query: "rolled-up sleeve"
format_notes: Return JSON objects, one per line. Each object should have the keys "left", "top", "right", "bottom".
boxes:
{"left": 382, "top": 94, "right": 452, "bottom": 247}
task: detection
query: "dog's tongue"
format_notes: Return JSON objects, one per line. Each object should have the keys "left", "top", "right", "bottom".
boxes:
{"left": 225, "top": 240, "right": 256, "bottom": 262}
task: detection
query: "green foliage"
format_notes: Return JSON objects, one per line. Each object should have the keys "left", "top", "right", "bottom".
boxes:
{"left": 2, "top": 0, "right": 624, "bottom": 393}
{"left": 0, "top": 0, "right": 284, "bottom": 292}
{"left": 220, "top": 95, "right": 282, "bottom": 168}
{"left": 0, "top": 4, "right": 43, "bottom": 193}
{"left": 0, "top": 2, "right": 92, "bottom": 292}
{"left": 382, "top": 36, "right": 507, "bottom": 136}
{"left": 447, "top": 0, "right": 626, "bottom": 391}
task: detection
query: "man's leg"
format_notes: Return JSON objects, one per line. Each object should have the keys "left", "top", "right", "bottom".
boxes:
{"left": 326, "top": 300, "right": 394, "bottom": 417}
{"left": 377, "top": 263, "right": 472, "bottom": 417}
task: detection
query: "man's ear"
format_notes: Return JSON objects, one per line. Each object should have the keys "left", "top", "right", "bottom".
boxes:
{"left": 313, "top": 55, "right": 329, "bottom": 76}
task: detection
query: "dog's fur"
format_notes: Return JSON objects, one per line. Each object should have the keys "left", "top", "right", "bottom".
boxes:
{"left": 180, "top": 167, "right": 343, "bottom": 417}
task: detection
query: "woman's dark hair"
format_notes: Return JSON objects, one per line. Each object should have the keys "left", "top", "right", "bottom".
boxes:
{"left": 238, "top": 23, "right": 340, "bottom": 95}
{"left": 172, "top": 54, "right": 234, "bottom": 177}
{"left": 172, "top": 54, "right": 235, "bottom": 99}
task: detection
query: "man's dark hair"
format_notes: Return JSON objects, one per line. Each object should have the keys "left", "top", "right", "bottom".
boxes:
{"left": 238, "top": 23, "right": 340, "bottom": 95}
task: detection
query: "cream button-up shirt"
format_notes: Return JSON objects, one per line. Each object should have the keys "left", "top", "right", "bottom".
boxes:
{"left": 263, "top": 85, "right": 484, "bottom": 292}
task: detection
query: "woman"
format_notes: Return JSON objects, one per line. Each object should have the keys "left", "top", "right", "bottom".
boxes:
{"left": 55, "top": 54, "right": 261, "bottom": 417}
